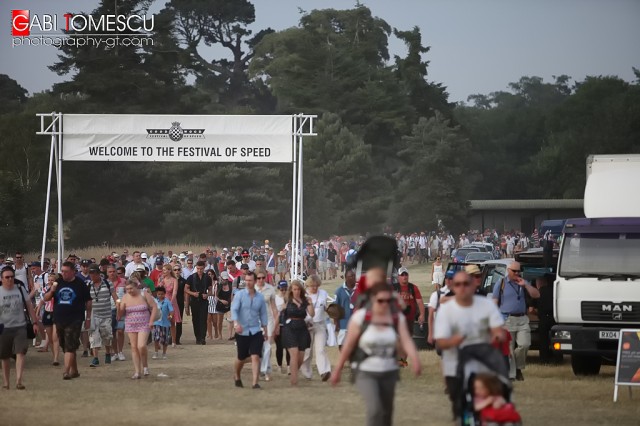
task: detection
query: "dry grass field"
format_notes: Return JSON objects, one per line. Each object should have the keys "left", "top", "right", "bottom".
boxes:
{"left": 1, "top": 262, "right": 638, "bottom": 425}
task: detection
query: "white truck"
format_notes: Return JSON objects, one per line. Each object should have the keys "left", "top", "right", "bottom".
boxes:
{"left": 551, "top": 154, "right": 640, "bottom": 376}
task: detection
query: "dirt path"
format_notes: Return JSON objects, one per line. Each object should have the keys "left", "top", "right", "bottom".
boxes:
{"left": 0, "top": 264, "right": 638, "bottom": 425}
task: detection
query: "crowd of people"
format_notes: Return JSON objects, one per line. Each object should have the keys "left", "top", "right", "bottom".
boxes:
{"left": 0, "top": 235, "right": 525, "bottom": 425}
{"left": 393, "top": 227, "right": 545, "bottom": 264}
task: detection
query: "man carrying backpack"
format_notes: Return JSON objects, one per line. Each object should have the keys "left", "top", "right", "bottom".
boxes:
{"left": 394, "top": 267, "right": 424, "bottom": 367}
{"left": 394, "top": 267, "right": 425, "bottom": 334}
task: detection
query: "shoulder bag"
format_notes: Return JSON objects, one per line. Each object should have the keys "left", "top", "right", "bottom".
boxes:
{"left": 18, "top": 286, "right": 36, "bottom": 339}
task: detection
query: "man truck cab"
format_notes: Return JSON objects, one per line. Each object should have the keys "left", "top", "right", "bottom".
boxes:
{"left": 551, "top": 155, "right": 640, "bottom": 376}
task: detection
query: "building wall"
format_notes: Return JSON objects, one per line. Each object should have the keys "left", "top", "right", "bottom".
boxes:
{"left": 469, "top": 209, "right": 585, "bottom": 233}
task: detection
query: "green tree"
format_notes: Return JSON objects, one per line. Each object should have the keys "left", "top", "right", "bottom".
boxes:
{"left": 162, "top": 164, "right": 291, "bottom": 244}
{"left": 303, "top": 113, "right": 389, "bottom": 236}
{"left": 392, "top": 113, "right": 470, "bottom": 233}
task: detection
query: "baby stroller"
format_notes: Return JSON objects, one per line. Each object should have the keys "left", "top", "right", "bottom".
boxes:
{"left": 457, "top": 343, "right": 522, "bottom": 426}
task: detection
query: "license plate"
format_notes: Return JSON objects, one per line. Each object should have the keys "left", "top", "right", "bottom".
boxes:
{"left": 599, "top": 331, "right": 619, "bottom": 340}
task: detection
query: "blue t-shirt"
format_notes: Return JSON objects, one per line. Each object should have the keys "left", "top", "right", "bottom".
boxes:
{"left": 153, "top": 298, "right": 174, "bottom": 327}
{"left": 492, "top": 278, "right": 527, "bottom": 315}
{"left": 335, "top": 284, "right": 356, "bottom": 330}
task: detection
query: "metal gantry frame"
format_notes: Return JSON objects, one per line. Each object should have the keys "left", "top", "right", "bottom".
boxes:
{"left": 36, "top": 112, "right": 316, "bottom": 277}
{"left": 36, "top": 113, "right": 63, "bottom": 272}
{"left": 291, "top": 114, "right": 317, "bottom": 279}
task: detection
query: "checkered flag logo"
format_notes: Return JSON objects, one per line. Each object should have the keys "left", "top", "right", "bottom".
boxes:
{"left": 169, "top": 122, "right": 183, "bottom": 142}
{"left": 146, "top": 122, "right": 205, "bottom": 140}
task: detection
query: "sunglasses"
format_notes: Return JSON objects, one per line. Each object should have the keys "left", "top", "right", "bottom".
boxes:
{"left": 257, "top": 276, "right": 266, "bottom": 280}
{"left": 452, "top": 280, "right": 471, "bottom": 288}
{"left": 15, "top": 256, "right": 23, "bottom": 259}
{"left": 280, "top": 287, "right": 287, "bottom": 291}
{"left": 174, "top": 268, "right": 181, "bottom": 272}
{"left": 400, "top": 273, "right": 409, "bottom": 277}
{"left": 117, "top": 271, "right": 124, "bottom": 275}
{"left": 508, "top": 269, "right": 522, "bottom": 273}
{"left": 376, "top": 298, "right": 392, "bottom": 304}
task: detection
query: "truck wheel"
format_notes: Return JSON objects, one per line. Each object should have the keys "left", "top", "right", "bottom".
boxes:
{"left": 571, "top": 355, "right": 602, "bottom": 376}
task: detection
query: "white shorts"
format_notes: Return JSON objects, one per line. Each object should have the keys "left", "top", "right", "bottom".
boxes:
{"left": 337, "top": 329, "right": 347, "bottom": 346}
{"left": 267, "top": 321, "right": 276, "bottom": 338}
{"left": 318, "top": 260, "right": 327, "bottom": 273}
{"left": 89, "top": 317, "right": 113, "bottom": 349}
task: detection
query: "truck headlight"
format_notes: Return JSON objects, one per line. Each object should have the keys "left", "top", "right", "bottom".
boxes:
{"left": 553, "top": 330, "right": 571, "bottom": 340}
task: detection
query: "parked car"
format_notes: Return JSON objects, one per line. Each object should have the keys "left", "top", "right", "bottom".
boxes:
{"left": 451, "top": 246, "right": 481, "bottom": 263}
{"left": 478, "top": 249, "right": 559, "bottom": 352}
{"left": 469, "top": 242, "right": 495, "bottom": 252}
{"left": 465, "top": 252, "right": 494, "bottom": 262}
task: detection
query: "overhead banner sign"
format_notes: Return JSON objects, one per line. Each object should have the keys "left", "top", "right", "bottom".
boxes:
{"left": 613, "top": 328, "right": 640, "bottom": 401}
{"left": 61, "top": 114, "right": 294, "bottom": 163}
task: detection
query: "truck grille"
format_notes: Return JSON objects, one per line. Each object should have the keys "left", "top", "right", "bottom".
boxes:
{"left": 581, "top": 301, "right": 640, "bottom": 322}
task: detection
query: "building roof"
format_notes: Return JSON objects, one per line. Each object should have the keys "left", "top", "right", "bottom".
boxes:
{"left": 469, "top": 199, "right": 584, "bottom": 210}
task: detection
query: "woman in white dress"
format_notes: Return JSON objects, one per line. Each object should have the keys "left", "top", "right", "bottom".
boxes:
{"left": 431, "top": 257, "right": 445, "bottom": 285}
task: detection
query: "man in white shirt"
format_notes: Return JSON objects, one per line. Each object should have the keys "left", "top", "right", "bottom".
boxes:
{"left": 434, "top": 271, "right": 505, "bottom": 420}
{"left": 255, "top": 270, "right": 278, "bottom": 381}
{"left": 418, "top": 232, "right": 428, "bottom": 264}
{"left": 181, "top": 258, "right": 195, "bottom": 279}
{"left": 124, "top": 251, "right": 146, "bottom": 278}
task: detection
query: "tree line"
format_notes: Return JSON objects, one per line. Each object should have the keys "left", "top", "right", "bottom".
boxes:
{"left": 0, "top": 1, "right": 638, "bottom": 251}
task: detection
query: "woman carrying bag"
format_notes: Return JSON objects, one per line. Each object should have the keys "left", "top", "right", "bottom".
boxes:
{"left": 330, "top": 282, "right": 421, "bottom": 426}
{"left": 117, "top": 279, "right": 158, "bottom": 379}
{"left": 0, "top": 266, "right": 39, "bottom": 390}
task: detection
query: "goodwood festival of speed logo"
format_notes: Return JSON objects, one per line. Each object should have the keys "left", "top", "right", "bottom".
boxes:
{"left": 146, "top": 122, "right": 205, "bottom": 142}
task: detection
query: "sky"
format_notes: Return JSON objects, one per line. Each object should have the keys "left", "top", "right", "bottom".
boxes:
{"left": 1, "top": 0, "right": 638, "bottom": 103}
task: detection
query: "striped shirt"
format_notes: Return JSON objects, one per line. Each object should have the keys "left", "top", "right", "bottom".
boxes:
{"left": 90, "top": 279, "right": 113, "bottom": 319}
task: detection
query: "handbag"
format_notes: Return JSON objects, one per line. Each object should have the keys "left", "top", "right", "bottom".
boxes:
{"left": 18, "top": 285, "right": 36, "bottom": 339}
{"left": 144, "top": 293, "right": 162, "bottom": 322}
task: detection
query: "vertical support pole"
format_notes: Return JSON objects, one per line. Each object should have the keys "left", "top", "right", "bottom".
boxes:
{"left": 295, "top": 131, "right": 304, "bottom": 279}
{"left": 290, "top": 116, "right": 298, "bottom": 279}
{"left": 53, "top": 114, "right": 63, "bottom": 271}
{"left": 41, "top": 132, "right": 56, "bottom": 269}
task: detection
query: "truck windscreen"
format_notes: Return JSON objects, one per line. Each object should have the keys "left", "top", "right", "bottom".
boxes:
{"left": 559, "top": 233, "right": 640, "bottom": 276}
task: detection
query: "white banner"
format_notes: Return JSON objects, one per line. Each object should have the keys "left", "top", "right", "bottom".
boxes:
{"left": 61, "top": 114, "right": 294, "bottom": 163}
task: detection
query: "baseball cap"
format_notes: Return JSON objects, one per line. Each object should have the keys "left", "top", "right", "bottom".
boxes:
{"left": 155, "top": 257, "right": 164, "bottom": 265}
{"left": 80, "top": 259, "right": 91, "bottom": 266}
{"left": 278, "top": 280, "right": 288, "bottom": 289}
{"left": 223, "top": 248, "right": 228, "bottom": 252}
{"left": 464, "top": 264, "right": 482, "bottom": 276}
{"left": 5, "top": 257, "right": 14, "bottom": 264}
{"left": 445, "top": 270, "right": 455, "bottom": 280}
{"left": 141, "top": 252, "right": 148, "bottom": 259}
{"left": 241, "top": 249, "right": 250, "bottom": 257}
{"left": 88, "top": 264, "right": 101, "bottom": 273}
{"left": 187, "top": 250, "right": 193, "bottom": 255}
{"left": 398, "top": 267, "right": 409, "bottom": 275}
{"left": 135, "top": 264, "right": 146, "bottom": 272}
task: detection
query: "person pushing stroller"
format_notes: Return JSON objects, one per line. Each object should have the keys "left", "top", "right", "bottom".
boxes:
{"left": 434, "top": 271, "right": 521, "bottom": 424}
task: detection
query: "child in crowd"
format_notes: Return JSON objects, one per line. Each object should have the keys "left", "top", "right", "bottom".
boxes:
{"left": 152, "top": 286, "right": 173, "bottom": 360}
{"left": 473, "top": 373, "right": 522, "bottom": 425}
{"left": 207, "top": 272, "right": 217, "bottom": 340}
